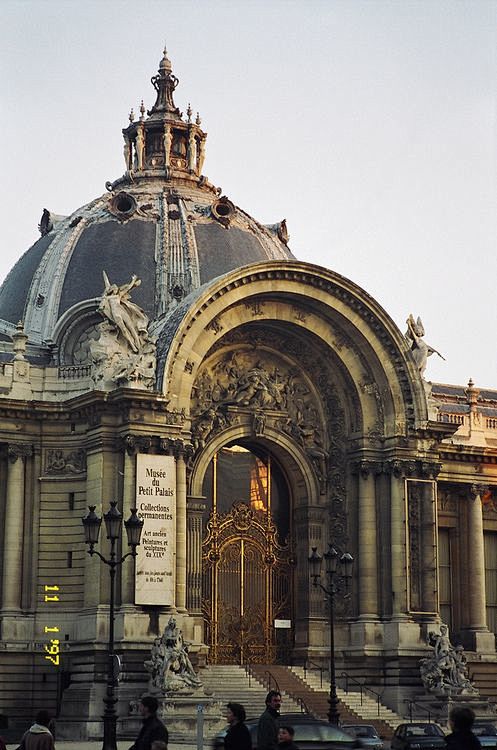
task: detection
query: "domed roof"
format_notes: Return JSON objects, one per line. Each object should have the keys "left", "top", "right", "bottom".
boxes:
{"left": 0, "top": 48, "right": 293, "bottom": 350}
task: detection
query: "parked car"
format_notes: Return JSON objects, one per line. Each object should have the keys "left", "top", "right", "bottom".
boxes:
{"left": 390, "top": 722, "right": 446, "bottom": 750}
{"left": 212, "top": 713, "right": 360, "bottom": 749}
{"left": 471, "top": 721, "right": 497, "bottom": 749}
{"left": 342, "top": 724, "right": 384, "bottom": 749}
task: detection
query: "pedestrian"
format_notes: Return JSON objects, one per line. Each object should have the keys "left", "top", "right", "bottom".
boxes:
{"left": 278, "top": 726, "right": 299, "bottom": 750}
{"left": 445, "top": 706, "right": 481, "bottom": 750}
{"left": 128, "top": 696, "right": 169, "bottom": 750}
{"left": 257, "top": 690, "right": 282, "bottom": 750}
{"left": 224, "top": 702, "right": 252, "bottom": 750}
{"left": 18, "top": 710, "right": 55, "bottom": 750}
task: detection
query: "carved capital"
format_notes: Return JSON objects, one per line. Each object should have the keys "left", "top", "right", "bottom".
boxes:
{"left": 470, "top": 483, "right": 489, "bottom": 501}
{"left": 350, "top": 459, "right": 382, "bottom": 479}
{"left": 383, "top": 458, "right": 416, "bottom": 479}
{"left": 8, "top": 443, "right": 33, "bottom": 463}
{"left": 123, "top": 435, "right": 138, "bottom": 456}
{"left": 172, "top": 439, "right": 185, "bottom": 460}
{"left": 420, "top": 461, "right": 442, "bottom": 480}
{"left": 122, "top": 435, "right": 152, "bottom": 456}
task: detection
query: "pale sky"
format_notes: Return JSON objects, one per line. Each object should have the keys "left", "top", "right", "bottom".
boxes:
{"left": 2, "top": 0, "right": 496, "bottom": 388}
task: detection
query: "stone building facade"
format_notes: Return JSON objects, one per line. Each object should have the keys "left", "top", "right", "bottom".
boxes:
{"left": 0, "top": 49, "right": 496, "bottom": 735}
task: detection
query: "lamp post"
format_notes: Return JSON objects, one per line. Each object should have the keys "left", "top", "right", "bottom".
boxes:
{"left": 82, "top": 502, "right": 144, "bottom": 750}
{"left": 308, "top": 543, "right": 353, "bottom": 725}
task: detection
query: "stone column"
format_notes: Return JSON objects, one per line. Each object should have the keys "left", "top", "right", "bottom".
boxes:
{"left": 2, "top": 444, "right": 30, "bottom": 611}
{"left": 186, "top": 496, "right": 207, "bottom": 613}
{"left": 175, "top": 445, "right": 187, "bottom": 613}
{"left": 387, "top": 461, "right": 409, "bottom": 619}
{"left": 467, "top": 485, "right": 488, "bottom": 632}
{"left": 357, "top": 461, "right": 379, "bottom": 619}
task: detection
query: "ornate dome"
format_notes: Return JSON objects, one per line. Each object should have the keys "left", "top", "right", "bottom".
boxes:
{"left": 0, "top": 48, "right": 293, "bottom": 359}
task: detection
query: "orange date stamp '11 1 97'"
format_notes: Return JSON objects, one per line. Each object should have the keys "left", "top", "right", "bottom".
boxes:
{"left": 43, "top": 585, "right": 60, "bottom": 666}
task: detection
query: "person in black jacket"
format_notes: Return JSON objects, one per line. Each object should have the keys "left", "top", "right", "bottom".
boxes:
{"left": 445, "top": 706, "right": 481, "bottom": 750}
{"left": 257, "top": 690, "right": 282, "bottom": 750}
{"left": 224, "top": 702, "right": 252, "bottom": 750}
{"left": 129, "top": 696, "right": 168, "bottom": 750}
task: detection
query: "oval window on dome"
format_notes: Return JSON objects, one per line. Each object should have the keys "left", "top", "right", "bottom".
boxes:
{"left": 109, "top": 192, "right": 137, "bottom": 219}
{"left": 211, "top": 196, "right": 235, "bottom": 227}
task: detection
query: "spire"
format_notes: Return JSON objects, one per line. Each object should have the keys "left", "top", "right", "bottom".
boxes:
{"left": 148, "top": 46, "right": 182, "bottom": 120}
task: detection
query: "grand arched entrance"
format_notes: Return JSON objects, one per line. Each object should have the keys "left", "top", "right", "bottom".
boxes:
{"left": 201, "top": 444, "right": 293, "bottom": 664}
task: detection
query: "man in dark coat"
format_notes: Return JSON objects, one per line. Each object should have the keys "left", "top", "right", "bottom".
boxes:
{"left": 445, "top": 706, "right": 481, "bottom": 750}
{"left": 18, "top": 710, "right": 55, "bottom": 750}
{"left": 129, "top": 696, "right": 168, "bottom": 750}
{"left": 257, "top": 690, "right": 282, "bottom": 750}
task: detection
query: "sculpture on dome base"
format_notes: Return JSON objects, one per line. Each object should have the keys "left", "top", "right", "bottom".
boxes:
{"left": 90, "top": 272, "right": 156, "bottom": 389}
{"left": 419, "top": 624, "right": 478, "bottom": 696}
{"left": 144, "top": 617, "right": 203, "bottom": 695}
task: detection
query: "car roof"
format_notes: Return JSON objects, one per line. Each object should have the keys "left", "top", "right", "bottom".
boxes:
{"left": 343, "top": 724, "right": 376, "bottom": 729}
{"left": 248, "top": 713, "right": 329, "bottom": 723}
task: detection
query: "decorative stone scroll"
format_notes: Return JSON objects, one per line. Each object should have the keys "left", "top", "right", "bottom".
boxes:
{"left": 420, "top": 624, "right": 478, "bottom": 696}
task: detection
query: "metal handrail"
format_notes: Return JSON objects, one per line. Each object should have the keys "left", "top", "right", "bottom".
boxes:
{"left": 251, "top": 667, "right": 309, "bottom": 715}
{"left": 339, "top": 671, "right": 383, "bottom": 717}
{"left": 404, "top": 699, "right": 441, "bottom": 724}
{"left": 303, "top": 660, "right": 327, "bottom": 689}
{"left": 263, "top": 669, "right": 280, "bottom": 694}
{"left": 244, "top": 663, "right": 252, "bottom": 688}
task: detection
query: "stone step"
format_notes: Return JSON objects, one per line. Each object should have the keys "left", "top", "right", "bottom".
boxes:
{"left": 290, "top": 667, "right": 402, "bottom": 730}
{"left": 200, "top": 664, "right": 302, "bottom": 719}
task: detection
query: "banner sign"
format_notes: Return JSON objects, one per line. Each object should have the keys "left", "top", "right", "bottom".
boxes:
{"left": 135, "top": 454, "right": 176, "bottom": 605}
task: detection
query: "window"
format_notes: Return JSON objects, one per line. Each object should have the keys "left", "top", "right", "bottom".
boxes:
{"left": 484, "top": 531, "right": 497, "bottom": 634}
{"left": 438, "top": 527, "right": 453, "bottom": 629}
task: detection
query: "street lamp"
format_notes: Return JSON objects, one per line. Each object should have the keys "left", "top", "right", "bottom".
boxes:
{"left": 308, "top": 543, "right": 353, "bottom": 725}
{"left": 82, "top": 502, "right": 144, "bottom": 750}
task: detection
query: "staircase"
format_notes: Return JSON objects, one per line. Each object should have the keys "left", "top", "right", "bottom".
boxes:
{"left": 468, "top": 660, "right": 497, "bottom": 703}
{"left": 199, "top": 663, "right": 402, "bottom": 741}
{"left": 291, "top": 666, "right": 402, "bottom": 730}
{"left": 199, "top": 664, "right": 303, "bottom": 719}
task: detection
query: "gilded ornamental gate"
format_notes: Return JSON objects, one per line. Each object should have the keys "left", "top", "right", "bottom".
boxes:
{"left": 202, "top": 447, "right": 293, "bottom": 664}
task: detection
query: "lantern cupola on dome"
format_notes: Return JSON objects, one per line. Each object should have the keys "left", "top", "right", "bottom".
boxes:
{"left": 120, "top": 47, "right": 208, "bottom": 186}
